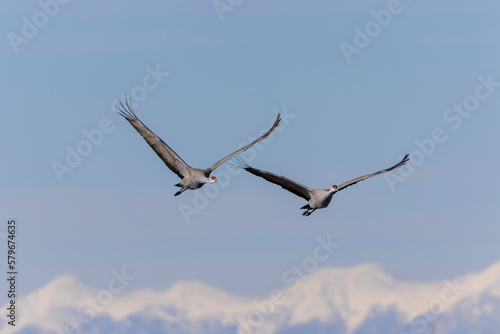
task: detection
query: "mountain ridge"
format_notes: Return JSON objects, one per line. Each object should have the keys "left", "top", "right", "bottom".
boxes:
{"left": 2, "top": 261, "right": 500, "bottom": 334}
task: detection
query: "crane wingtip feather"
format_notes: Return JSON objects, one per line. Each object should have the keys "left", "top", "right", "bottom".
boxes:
{"left": 401, "top": 153, "right": 410, "bottom": 165}
{"left": 228, "top": 155, "right": 250, "bottom": 170}
{"left": 115, "top": 95, "right": 138, "bottom": 120}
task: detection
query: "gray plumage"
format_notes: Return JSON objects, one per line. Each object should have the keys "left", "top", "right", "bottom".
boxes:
{"left": 117, "top": 98, "right": 281, "bottom": 196}
{"left": 232, "top": 154, "right": 409, "bottom": 216}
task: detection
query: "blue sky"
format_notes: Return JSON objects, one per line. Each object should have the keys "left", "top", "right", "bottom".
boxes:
{"left": 1, "top": 0, "right": 500, "bottom": 298}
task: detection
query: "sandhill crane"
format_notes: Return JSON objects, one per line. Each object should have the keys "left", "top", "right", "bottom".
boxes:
{"left": 117, "top": 98, "right": 281, "bottom": 196}
{"left": 232, "top": 154, "right": 409, "bottom": 216}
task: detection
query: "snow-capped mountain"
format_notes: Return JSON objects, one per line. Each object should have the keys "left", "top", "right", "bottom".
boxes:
{"left": 2, "top": 261, "right": 500, "bottom": 334}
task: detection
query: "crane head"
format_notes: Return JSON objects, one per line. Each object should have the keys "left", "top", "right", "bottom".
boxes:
{"left": 331, "top": 185, "right": 338, "bottom": 192}
{"left": 208, "top": 176, "right": 219, "bottom": 183}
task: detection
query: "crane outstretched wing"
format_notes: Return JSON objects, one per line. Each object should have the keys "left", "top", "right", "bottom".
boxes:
{"left": 205, "top": 114, "right": 281, "bottom": 173}
{"left": 117, "top": 98, "right": 191, "bottom": 179}
{"left": 337, "top": 154, "right": 409, "bottom": 191}
{"left": 231, "top": 157, "right": 311, "bottom": 200}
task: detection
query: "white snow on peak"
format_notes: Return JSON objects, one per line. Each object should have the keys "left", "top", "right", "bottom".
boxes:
{"left": 3, "top": 260, "right": 500, "bottom": 334}
{"left": 1, "top": 274, "right": 95, "bottom": 334}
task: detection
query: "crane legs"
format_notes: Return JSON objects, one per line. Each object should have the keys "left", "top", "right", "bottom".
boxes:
{"left": 174, "top": 188, "right": 188, "bottom": 196}
{"left": 302, "top": 208, "right": 316, "bottom": 217}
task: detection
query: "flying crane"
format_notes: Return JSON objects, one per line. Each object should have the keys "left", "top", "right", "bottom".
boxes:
{"left": 117, "top": 98, "right": 281, "bottom": 196}
{"left": 232, "top": 154, "right": 409, "bottom": 216}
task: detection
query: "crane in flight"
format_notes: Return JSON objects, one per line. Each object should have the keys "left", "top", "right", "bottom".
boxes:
{"left": 232, "top": 154, "right": 409, "bottom": 216}
{"left": 117, "top": 98, "right": 281, "bottom": 196}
